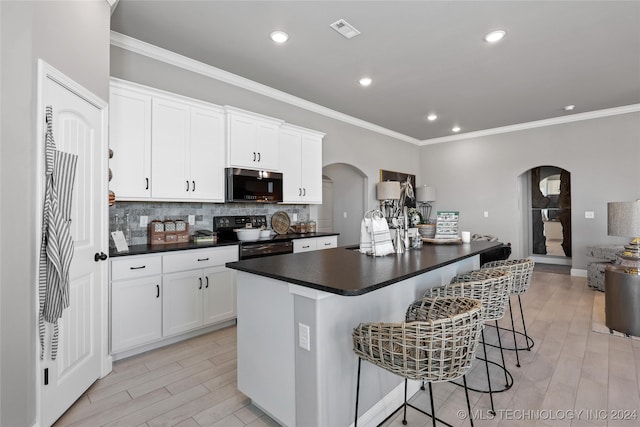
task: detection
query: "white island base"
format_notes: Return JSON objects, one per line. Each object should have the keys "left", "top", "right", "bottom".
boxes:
{"left": 236, "top": 255, "right": 479, "bottom": 427}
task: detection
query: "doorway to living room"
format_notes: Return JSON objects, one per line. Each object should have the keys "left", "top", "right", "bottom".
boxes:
{"left": 522, "top": 165, "right": 572, "bottom": 266}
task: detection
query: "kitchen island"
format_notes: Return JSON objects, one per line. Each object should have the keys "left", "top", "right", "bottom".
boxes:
{"left": 226, "top": 240, "right": 501, "bottom": 427}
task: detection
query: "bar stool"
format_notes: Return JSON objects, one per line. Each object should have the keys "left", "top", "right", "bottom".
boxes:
{"left": 481, "top": 258, "right": 535, "bottom": 368}
{"left": 422, "top": 269, "right": 513, "bottom": 415}
{"left": 353, "top": 297, "right": 483, "bottom": 427}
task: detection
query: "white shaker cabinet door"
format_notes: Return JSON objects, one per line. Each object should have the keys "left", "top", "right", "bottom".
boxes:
{"left": 203, "top": 267, "right": 237, "bottom": 326}
{"left": 228, "top": 114, "right": 256, "bottom": 168}
{"left": 280, "top": 127, "right": 303, "bottom": 203}
{"left": 151, "top": 97, "right": 190, "bottom": 199}
{"left": 109, "top": 85, "right": 152, "bottom": 199}
{"left": 190, "top": 105, "right": 225, "bottom": 202}
{"left": 163, "top": 270, "right": 204, "bottom": 336}
{"left": 300, "top": 133, "right": 323, "bottom": 204}
{"left": 111, "top": 276, "right": 162, "bottom": 353}
{"left": 255, "top": 120, "right": 280, "bottom": 171}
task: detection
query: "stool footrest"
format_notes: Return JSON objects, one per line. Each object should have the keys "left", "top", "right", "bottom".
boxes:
{"left": 484, "top": 324, "right": 535, "bottom": 351}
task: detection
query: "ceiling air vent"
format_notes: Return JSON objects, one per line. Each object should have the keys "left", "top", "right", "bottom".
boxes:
{"left": 329, "top": 19, "right": 361, "bottom": 39}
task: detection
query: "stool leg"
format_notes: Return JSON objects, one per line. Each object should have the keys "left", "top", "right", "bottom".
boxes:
{"left": 495, "top": 320, "right": 509, "bottom": 386}
{"left": 402, "top": 379, "right": 408, "bottom": 425}
{"left": 517, "top": 295, "right": 532, "bottom": 351}
{"left": 481, "top": 329, "right": 495, "bottom": 415}
{"left": 508, "top": 298, "right": 521, "bottom": 367}
{"left": 463, "top": 376, "right": 474, "bottom": 427}
{"left": 427, "top": 382, "right": 437, "bottom": 427}
{"left": 354, "top": 358, "right": 361, "bottom": 427}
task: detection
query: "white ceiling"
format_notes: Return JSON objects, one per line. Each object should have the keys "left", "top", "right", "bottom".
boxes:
{"left": 110, "top": 1, "right": 640, "bottom": 142}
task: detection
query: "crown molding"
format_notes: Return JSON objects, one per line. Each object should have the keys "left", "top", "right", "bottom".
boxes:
{"left": 420, "top": 104, "right": 640, "bottom": 146}
{"left": 110, "top": 31, "right": 421, "bottom": 145}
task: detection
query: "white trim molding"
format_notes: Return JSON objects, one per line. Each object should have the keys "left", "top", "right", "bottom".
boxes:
{"left": 110, "top": 31, "right": 640, "bottom": 147}
{"left": 110, "top": 31, "right": 421, "bottom": 145}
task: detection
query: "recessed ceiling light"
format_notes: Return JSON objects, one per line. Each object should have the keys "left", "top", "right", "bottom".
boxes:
{"left": 452, "top": 126, "right": 461, "bottom": 133}
{"left": 484, "top": 30, "right": 506, "bottom": 43}
{"left": 426, "top": 114, "right": 438, "bottom": 121}
{"left": 564, "top": 104, "right": 575, "bottom": 111}
{"left": 359, "top": 77, "right": 372, "bottom": 87}
{"left": 270, "top": 31, "right": 289, "bottom": 43}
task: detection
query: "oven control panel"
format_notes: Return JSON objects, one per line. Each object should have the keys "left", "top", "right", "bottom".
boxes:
{"left": 214, "top": 215, "right": 267, "bottom": 231}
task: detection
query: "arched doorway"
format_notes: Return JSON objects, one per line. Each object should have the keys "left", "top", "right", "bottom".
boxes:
{"left": 525, "top": 166, "right": 572, "bottom": 265}
{"left": 321, "top": 163, "right": 367, "bottom": 246}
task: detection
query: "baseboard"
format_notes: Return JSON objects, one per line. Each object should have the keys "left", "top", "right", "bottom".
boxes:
{"left": 571, "top": 269, "right": 587, "bottom": 277}
{"left": 351, "top": 380, "right": 421, "bottom": 427}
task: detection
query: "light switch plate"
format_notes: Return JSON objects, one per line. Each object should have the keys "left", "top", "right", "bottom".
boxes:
{"left": 298, "top": 323, "right": 310, "bottom": 351}
{"left": 585, "top": 211, "right": 595, "bottom": 219}
{"left": 188, "top": 215, "right": 195, "bottom": 225}
{"left": 483, "top": 211, "right": 489, "bottom": 218}
{"left": 140, "top": 216, "right": 148, "bottom": 227}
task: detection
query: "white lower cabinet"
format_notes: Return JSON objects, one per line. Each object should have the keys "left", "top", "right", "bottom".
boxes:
{"left": 293, "top": 235, "right": 338, "bottom": 253}
{"left": 110, "top": 246, "right": 238, "bottom": 356}
{"left": 110, "top": 255, "right": 163, "bottom": 353}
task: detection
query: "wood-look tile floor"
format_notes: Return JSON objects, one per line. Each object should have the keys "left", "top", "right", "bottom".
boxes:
{"left": 55, "top": 268, "right": 640, "bottom": 427}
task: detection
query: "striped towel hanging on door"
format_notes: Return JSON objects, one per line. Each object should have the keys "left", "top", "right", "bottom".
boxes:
{"left": 38, "top": 106, "right": 78, "bottom": 360}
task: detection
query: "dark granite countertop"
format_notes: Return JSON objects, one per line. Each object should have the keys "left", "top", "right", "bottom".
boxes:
{"left": 226, "top": 240, "right": 502, "bottom": 296}
{"left": 108, "top": 232, "right": 339, "bottom": 258}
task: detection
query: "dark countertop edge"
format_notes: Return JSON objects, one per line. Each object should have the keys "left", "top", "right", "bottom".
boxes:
{"left": 108, "top": 232, "right": 339, "bottom": 258}
{"left": 228, "top": 242, "right": 502, "bottom": 296}
{"left": 109, "top": 241, "right": 239, "bottom": 258}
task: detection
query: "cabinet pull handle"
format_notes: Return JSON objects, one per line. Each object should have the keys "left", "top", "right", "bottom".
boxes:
{"left": 130, "top": 265, "right": 146, "bottom": 270}
{"left": 253, "top": 152, "right": 256, "bottom": 161}
{"left": 198, "top": 277, "right": 203, "bottom": 290}
{"left": 298, "top": 188, "right": 302, "bottom": 196}
{"left": 324, "top": 242, "right": 331, "bottom": 246}
{"left": 186, "top": 180, "right": 190, "bottom": 191}
{"left": 303, "top": 188, "right": 306, "bottom": 196}
{"left": 257, "top": 152, "right": 261, "bottom": 162}
{"left": 302, "top": 245, "right": 310, "bottom": 249}
{"left": 197, "top": 257, "right": 209, "bottom": 262}
{"left": 205, "top": 277, "right": 209, "bottom": 288}
{"left": 192, "top": 180, "right": 195, "bottom": 192}
{"left": 156, "top": 284, "right": 160, "bottom": 298}
{"left": 145, "top": 177, "right": 149, "bottom": 190}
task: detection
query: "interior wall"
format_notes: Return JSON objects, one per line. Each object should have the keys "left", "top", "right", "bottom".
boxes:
{"left": 322, "top": 163, "right": 367, "bottom": 246}
{"left": 109, "top": 46, "right": 422, "bottom": 215}
{"left": 420, "top": 112, "right": 640, "bottom": 271}
{"left": 0, "top": 1, "right": 110, "bottom": 425}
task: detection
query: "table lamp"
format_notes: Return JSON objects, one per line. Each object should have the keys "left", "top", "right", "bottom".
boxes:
{"left": 377, "top": 181, "right": 401, "bottom": 222}
{"left": 607, "top": 200, "right": 640, "bottom": 274}
{"left": 416, "top": 185, "right": 436, "bottom": 223}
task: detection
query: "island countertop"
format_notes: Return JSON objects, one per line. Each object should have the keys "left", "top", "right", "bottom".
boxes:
{"left": 226, "top": 240, "right": 502, "bottom": 296}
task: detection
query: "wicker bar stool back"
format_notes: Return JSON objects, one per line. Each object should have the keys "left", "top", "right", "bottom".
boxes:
{"left": 481, "top": 258, "right": 535, "bottom": 368}
{"left": 352, "top": 297, "right": 483, "bottom": 427}
{"left": 421, "top": 270, "right": 513, "bottom": 415}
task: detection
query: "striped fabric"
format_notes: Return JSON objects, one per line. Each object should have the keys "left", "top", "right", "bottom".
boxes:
{"left": 38, "top": 106, "right": 78, "bottom": 360}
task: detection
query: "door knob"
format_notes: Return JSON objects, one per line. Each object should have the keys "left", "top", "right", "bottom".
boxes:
{"left": 94, "top": 252, "right": 108, "bottom": 262}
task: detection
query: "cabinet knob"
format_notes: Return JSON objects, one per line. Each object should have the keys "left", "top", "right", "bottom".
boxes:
{"left": 94, "top": 252, "right": 108, "bottom": 262}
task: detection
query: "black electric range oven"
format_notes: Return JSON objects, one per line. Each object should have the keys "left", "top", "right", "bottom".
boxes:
{"left": 213, "top": 215, "right": 294, "bottom": 260}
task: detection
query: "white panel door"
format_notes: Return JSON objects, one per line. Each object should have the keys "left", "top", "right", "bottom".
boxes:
{"left": 228, "top": 114, "right": 256, "bottom": 168}
{"left": 151, "top": 97, "right": 189, "bottom": 199}
{"left": 203, "top": 267, "right": 236, "bottom": 325}
{"left": 279, "top": 128, "right": 302, "bottom": 203}
{"left": 40, "top": 62, "right": 107, "bottom": 426}
{"left": 255, "top": 120, "right": 280, "bottom": 171}
{"left": 163, "top": 270, "right": 203, "bottom": 336}
{"left": 300, "top": 134, "right": 323, "bottom": 204}
{"left": 190, "top": 106, "right": 225, "bottom": 201}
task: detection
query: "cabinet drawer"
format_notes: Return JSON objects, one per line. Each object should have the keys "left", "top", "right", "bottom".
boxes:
{"left": 316, "top": 236, "right": 337, "bottom": 250}
{"left": 111, "top": 255, "right": 162, "bottom": 281}
{"left": 293, "top": 238, "right": 316, "bottom": 253}
{"left": 163, "top": 246, "right": 239, "bottom": 273}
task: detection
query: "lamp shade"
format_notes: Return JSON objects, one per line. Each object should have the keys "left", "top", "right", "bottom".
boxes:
{"left": 416, "top": 185, "right": 436, "bottom": 202}
{"left": 608, "top": 201, "right": 640, "bottom": 237}
{"left": 376, "top": 181, "right": 401, "bottom": 200}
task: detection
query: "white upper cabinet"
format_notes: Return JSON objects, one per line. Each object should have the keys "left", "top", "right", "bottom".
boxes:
{"left": 109, "top": 79, "right": 225, "bottom": 202}
{"left": 109, "top": 83, "right": 152, "bottom": 199}
{"left": 280, "top": 124, "right": 325, "bottom": 204}
{"left": 225, "top": 106, "right": 283, "bottom": 171}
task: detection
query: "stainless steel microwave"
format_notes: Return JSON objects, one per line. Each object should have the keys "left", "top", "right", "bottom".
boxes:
{"left": 225, "top": 168, "right": 283, "bottom": 203}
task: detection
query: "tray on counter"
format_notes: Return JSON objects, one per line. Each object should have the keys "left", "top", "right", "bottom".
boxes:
{"left": 422, "top": 237, "right": 462, "bottom": 244}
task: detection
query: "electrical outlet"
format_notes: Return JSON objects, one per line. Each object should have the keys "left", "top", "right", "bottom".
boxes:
{"left": 140, "top": 216, "right": 148, "bottom": 227}
{"left": 188, "top": 215, "right": 195, "bottom": 225}
{"left": 585, "top": 211, "right": 595, "bottom": 219}
{"left": 298, "top": 323, "right": 311, "bottom": 351}
{"left": 293, "top": 213, "right": 298, "bottom": 222}
{"left": 483, "top": 211, "right": 489, "bottom": 218}
{"left": 343, "top": 212, "right": 348, "bottom": 218}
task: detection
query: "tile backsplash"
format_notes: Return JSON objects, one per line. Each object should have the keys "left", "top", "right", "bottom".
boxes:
{"left": 109, "top": 202, "right": 310, "bottom": 246}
